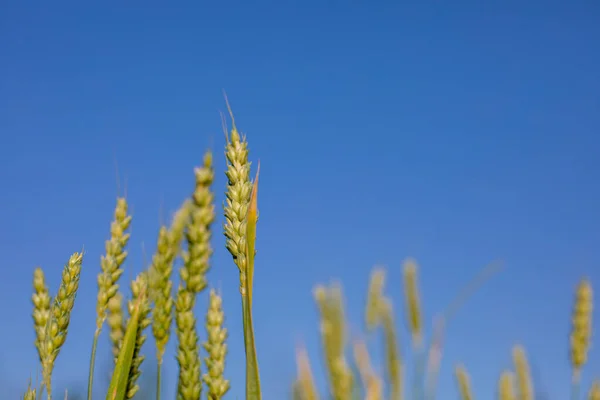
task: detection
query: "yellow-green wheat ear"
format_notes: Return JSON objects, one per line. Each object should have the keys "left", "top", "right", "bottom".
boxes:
{"left": 223, "top": 108, "right": 252, "bottom": 289}
{"left": 97, "top": 197, "right": 131, "bottom": 328}
{"left": 365, "top": 268, "right": 402, "bottom": 400}
{"left": 202, "top": 289, "right": 230, "bottom": 400}
{"left": 497, "top": 370, "right": 516, "bottom": 400}
{"left": 149, "top": 200, "right": 190, "bottom": 400}
{"left": 454, "top": 364, "right": 473, "bottom": 400}
{"left": 402, "top": 258, "right": 423, "bottom": 347}
{"left": 512, "top": 345, "right": 533, "bottom": 400}
{"left": 365, "top": 267, "right": 386, "bottom": 331}
{"left": 588, "top": 380, "right": 600, "bottom": 400}
{"left": 106, "top": 274, "right": 147, "bottom": 400}
{"left": 314, "top": 284, "right": 353, "bottom": 400}
{"left": 352, "top": 339, "right": 383, "bottom": 400}
{"left": 89, "top": 197, "right": 131, "bottom": 400}
{"left": 32, "top": 268, "right": 51, "bottom": 375}
{"left": 294, "top": 346, "right": 319, "bottom": 400}
{"left": 175, "top": 286, "right": 201, "bottom": 400}
{"left": 181, "top": 151, "right": 215, "bottom": 294}
{"left": 175, "top": 150, "right": 216, "bottom": 400}
{"left": 570, "top": 279, "right": 593, "bottom": 378}
{"left": 222, "top": 103, "right": 261, "bottom": 400}
{"left": 23, "top": 379, "right": 37, "bottom": 400}
{"left": 107, "top": 292, "right": 125, "bottom": 360}
{"left": 380, "top": 298, "right": 402, "bottom": 400}
{"left": 125, "top": 272, "right": 152, "bottom": 399}
{"left": 43, "top": 251, "right": 84, "bottom": 400}
{"left": 150, "top": 226, "right": 174, "bottom": 362}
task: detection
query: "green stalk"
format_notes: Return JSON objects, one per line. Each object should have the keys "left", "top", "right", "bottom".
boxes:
{"left": 156, "top": 361, "right": 162, "bottom": 400}
{"left": 571, "top": 371, "right": 581, "bottom": 400}
{"left": 243, "top": 165, "right": 261, "bottom": 400}
{"left": 87, "top": 329, "right": 101, "bottom": 400}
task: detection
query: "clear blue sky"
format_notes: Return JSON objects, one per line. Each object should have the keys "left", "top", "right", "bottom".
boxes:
{"left": 1, "top": 1, "right": 599, "bottom": 399}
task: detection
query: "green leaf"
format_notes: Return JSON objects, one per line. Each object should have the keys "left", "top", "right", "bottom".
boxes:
{"left": 244, "top": 162, "right": 262, "bottom": 400}
{"left": 105, "top": 297, "right": 141, "bottom": 400}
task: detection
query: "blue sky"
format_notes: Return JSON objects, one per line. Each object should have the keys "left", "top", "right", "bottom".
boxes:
{"left": 1, "top": 1, "right": 599, "bottom": 399}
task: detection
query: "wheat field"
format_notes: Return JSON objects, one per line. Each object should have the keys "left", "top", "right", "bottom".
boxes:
{"left": 22, "top": 104, "right": 597, "bottom": 400}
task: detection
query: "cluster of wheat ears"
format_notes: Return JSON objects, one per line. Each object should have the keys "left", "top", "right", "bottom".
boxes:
{"left": 24, "top": 103, "right": 597, "bottom": 400}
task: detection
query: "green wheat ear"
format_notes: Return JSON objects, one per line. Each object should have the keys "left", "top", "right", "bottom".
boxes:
{"left": 365, "top": 267, "right": 402, "bottom": 400}
{"left": 23, "top": 378, "right": 37, "bottom": 400}
{"left": 454, "top": 364, "right": 473, "bottom": 400}
{"left": 202, "top": 289, "right": 230, "bottom": 400}
{"left": 223, "top": 100, "right": 261, "bottom": 400}
{"left": 175, "top": 150, "right": 215, "bottom": 400}
{"left": 125, "top": 272, "right": 152, "bottom": 399}
{"left": 34, "top": 251, "right": 83, "bottom": 400}
{"left": 293, "top": 346, "right": 319, "bottom": 400}
{"left": 314, "top": 283, "right": 353, "bottom": 400}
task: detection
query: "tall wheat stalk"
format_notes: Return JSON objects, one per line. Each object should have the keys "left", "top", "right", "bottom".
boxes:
{"left": 223, "top": 103, "right": 262, "bottom": 399}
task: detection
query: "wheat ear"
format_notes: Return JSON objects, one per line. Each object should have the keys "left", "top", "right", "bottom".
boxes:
{"left": 314, "top": 283, "right": 353, "bottom": 400}
{"left": 570, "top": 278, "right": 593, "bottom": 400}
{"left": 498, "top": 370, "right": 516, "bottom": 400}
{"left": 353, "top": 339, "right": 383, "bottom": 400}
{"left": 454, "top": 364, "right": 473, "bottom": 400}
{"left": 365, "top": 268, "right": 402, "bottom": 400}
{"left": 40, "top": 252, "right": 83, "bottom": 399}
{"left": 588, "top": 380, "right": 600, "bottom": 400}
{"left": 175, "top": 151, "right": 215, "bottom": 400}
{"left": 125, "top": 272, "right": 151, "bottom": 399}
{"left": 202, "top": 289, "right": 230, "bottom": 399}
{"left": 149, "top": 200, "right": 190, "bottom": 400}
{"left": 403, "top": 258, "right": 425, "bottom": 399}
{"left": 88, "top": 197, "right": 131, "bottom": 400}
{"left": 293, "top": 346, "right": 319, "bottom": 400}
{"left": 512, "top": 345, "right": 533, "bottom": 400}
